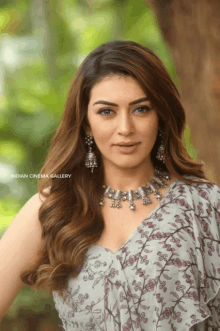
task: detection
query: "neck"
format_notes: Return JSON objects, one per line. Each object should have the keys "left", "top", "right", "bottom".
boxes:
{"left": 103, "top": 161, "right": 155, "bottom": 191}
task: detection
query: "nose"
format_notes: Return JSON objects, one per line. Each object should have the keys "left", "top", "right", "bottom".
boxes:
{"left": 117, "top": 111, "right": 134, "bottom": 136}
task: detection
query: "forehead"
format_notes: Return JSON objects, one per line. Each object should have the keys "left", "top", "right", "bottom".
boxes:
{"left": 89, "top": 75, "right": 146, "bottom": 101}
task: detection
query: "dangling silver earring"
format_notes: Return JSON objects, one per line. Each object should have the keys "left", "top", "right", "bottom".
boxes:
{"left": 85, "top": 135, "right": 98, "bottom": 173}
{"left": 156, "top": 129, "right": 165, "bottom": 163}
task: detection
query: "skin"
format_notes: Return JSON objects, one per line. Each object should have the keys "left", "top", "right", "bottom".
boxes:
{"left": 85, "top": 74, "right": 160, "bottom": 192}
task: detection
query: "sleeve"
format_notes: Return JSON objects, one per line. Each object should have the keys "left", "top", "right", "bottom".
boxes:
{"left": 195, "top": 182, "right": 220, "bottom": 330}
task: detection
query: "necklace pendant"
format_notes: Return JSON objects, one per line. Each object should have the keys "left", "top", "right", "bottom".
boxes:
{"left": 142, "top": 197, "right": 152, "bottom": 205}
{"left": 110, "top": 199, "right": 122, "bottom": 208}
{"left": 110, "top": 199, "right": 115, "bottom": 208}
{"left": 129, "top": 201, "right": 136, "bottom": 211}
{"left": 156, "top": 192, "right": 162, "bottom": 200}
{"left": 116, "top": 200, "right": 122, "bottom": 208}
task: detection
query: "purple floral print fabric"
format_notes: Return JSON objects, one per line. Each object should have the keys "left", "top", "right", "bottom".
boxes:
{"left": 52, "top": 175, "right": 220, "bottom": 331}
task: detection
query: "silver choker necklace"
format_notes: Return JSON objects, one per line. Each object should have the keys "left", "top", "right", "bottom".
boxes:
{"left": 99, "top": 167, "right": 171, "bottom": 211}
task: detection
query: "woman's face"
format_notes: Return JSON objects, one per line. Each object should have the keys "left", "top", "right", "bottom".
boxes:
{"left": 86, "top": 74, "right": 159, "bottom": 171}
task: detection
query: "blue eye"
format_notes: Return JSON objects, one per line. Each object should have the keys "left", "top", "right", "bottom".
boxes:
{"left": 97, "top": 108, "right": 113, "bottom": 116}
{"left": 134, "top": 106, "right": 150, "bottom": 113}
{"left": 97, "top": 106, "right": 150, "bottom": 117}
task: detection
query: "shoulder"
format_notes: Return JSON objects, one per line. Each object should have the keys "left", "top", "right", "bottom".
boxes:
{"left": 9, "top": 186, "right": 52, "bottom": 238}
{"left": 172, "top": 175, "right": 220, "bottom": 211}
{"left": 168, "top": 176, "right": 220, "bottom": 238}
{"left": 32, "top": 186, "right": 51, "bottom": 205}
{"left": 12, "top": 187, "right": 49, "bottom": 219}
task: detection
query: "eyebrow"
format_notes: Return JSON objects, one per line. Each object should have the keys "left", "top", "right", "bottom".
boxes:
{"left": 93, "top": 97, "right": 149, "bottom": 107}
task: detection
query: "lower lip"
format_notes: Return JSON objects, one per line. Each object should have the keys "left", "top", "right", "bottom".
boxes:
{"left": 115, "top": 143, "right": 140, "bottom": 153}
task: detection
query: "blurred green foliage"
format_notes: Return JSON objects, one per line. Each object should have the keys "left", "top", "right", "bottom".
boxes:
{"left": 0, "top": 0, "right": 197, "bottom": 328}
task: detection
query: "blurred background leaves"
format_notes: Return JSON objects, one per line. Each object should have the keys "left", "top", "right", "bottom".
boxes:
{"left": 0, "top": 0, "right": 197, "bottom": 329}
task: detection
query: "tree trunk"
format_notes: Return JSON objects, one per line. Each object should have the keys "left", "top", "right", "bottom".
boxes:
{"left": 145, "top": 0, "right": 220, "bottom": 185}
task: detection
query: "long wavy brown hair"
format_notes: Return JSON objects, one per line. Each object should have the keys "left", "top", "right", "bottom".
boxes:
{"left": 20, "top": 40, "right": 215, "bottom": 300}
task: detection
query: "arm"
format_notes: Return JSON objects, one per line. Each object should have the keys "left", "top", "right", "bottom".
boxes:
{"left": 0, "top": 190, "right": 48, "bottom": 321}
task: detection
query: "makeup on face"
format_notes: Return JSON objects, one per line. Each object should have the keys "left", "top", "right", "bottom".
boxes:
{"left": 86, "top": 75, "right": 159, "bottom": 177}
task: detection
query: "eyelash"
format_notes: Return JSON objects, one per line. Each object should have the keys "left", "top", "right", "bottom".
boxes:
{"left": 97, "top": 106, "right": 151, "bottom": 116}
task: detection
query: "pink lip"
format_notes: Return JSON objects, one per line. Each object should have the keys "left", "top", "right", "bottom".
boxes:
{"left": 115, "top": 143, "right": 140, "bottom": 154}
{"left": 114, "top": 142, "right": 139, "bottom": 146}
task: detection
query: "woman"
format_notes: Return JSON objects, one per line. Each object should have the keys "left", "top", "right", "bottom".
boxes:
{"left": 1, "top": 40, "right": 220, "bottom": 330}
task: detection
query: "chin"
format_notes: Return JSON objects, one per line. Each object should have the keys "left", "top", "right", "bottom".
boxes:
{"left": 113, "top": 161, "right": 142, "bottom": 169}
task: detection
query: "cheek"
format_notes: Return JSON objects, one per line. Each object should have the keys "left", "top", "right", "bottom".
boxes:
{"left": 90, "top": 119, "right": 112, "bottom": 140}
{"left": 95, "top": 128, "right": 110, "bottom": 139}
{"left": 141, "top": 119, "right": 158, "bottom": 139}
{"left": 93, "top": 128, "right": 111, "bottom": 148}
